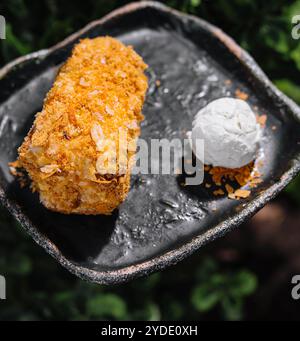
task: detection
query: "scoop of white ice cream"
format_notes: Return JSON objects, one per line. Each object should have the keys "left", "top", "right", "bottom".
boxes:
{"left": 190, "top": 97, "right": 260, "bottom": 168}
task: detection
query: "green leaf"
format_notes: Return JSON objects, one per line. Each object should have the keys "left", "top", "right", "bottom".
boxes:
{"left": 274, "top": 79, "right": 300, "bottom": 104}
{"left": 195, "top": 257, "right": 218, "bottom": 281}
{"left": 144, "top": 302, "right": 161, "bottom": 321}
{"left": 259, "top": 23, "right": 290, "bottom": 55}
{"left": 229, "top": 271, "right": 257, "bottom": 297}
{"left": 4, "top": 23, "right": 31, "bottom": 55}
{"left": 290, "top": 45, "right": 300, "bottom": 70}
{"left": 11, "top": 254, "right": 32, "bottom": 275}
{"left": 86, "top": 294, "right": 127, "bottom": 320}
{"left": 283, "top": 0, "right": 300, "bottom": 21}
{"left": 285, "top": 173, "right": 300, "bottom": 204}
{"left": 164, "top": 301, "right": 184, "bottom": 320}
{"left": 221, "top": 296, "right": 243, "bottom": 321}
{"left": 190, "top": 0, "right": 201, "bottom": 7}
{"left": 53, "top": 291, "right": 74, "bottom": 303}
{"left": 135, "top": 273, "right": 161, "bottom": 292}
{"left": 210, "top": 273, "right": 226, "bottom": 287}
{"left": 191, "top": 284, "right": 221, "bottom": 312}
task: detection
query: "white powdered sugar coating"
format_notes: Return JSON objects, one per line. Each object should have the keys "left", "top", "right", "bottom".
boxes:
{"left": 190, "top": 97, "right": 260, "bottom": 168}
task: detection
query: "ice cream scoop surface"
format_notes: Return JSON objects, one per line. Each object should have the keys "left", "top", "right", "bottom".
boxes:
{"left": 190, "top": 97, "right": 260, "bottom": 168}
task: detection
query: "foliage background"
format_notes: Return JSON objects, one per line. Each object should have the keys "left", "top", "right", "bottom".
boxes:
{"left": 0, "top": 0, "right": 300, "bottom": 320}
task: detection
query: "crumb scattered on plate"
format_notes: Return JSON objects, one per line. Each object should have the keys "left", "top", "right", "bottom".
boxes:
{"left": 235, "top": 89, "right": 249, "bottom": 100}
{"left": 256, "top": 114, "right": 267, "bottom": 127}
{"left": 204, "top": 162, "right": 263, "bottom": 200}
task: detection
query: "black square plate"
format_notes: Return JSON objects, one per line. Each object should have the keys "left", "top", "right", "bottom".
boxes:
{"left": 0, "top": 2, "right": 300, "bottom": 284}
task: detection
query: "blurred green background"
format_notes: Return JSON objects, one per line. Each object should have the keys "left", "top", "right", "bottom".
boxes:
{"left": 0, "top": 0, "right": 300, "bottom": 321}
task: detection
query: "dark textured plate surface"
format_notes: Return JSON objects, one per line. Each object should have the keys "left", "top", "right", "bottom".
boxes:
{"left": 0, "top": 1, "right": 300, "bottom": 284}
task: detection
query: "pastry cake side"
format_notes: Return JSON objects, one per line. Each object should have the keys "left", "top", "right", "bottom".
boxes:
{"left": 17, "top": 37, "right": 148, "bottom": 215}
